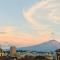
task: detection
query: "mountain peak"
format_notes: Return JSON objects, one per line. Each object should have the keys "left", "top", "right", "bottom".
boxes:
{"left": 49, "top": 40, "right": 58, "bottom": 42}
{"left": 47, "top": 40, "right": 60, "bottom": 45}
{"left": 18, "top": 40, "right": 60, "bottom": 52}
{"left": 49, "top": 40, "right": 56, "bottom": 42}
{"left": 48, "top": 40, "right": 59, "bottom": 43}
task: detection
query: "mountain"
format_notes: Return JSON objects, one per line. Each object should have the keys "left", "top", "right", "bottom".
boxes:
{"left": 17, "top": 40, "right": 60, "bottom": 52}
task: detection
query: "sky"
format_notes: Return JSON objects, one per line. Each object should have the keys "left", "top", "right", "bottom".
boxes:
{"left": 0, "top": 0, "right": 60, "bottom": 48}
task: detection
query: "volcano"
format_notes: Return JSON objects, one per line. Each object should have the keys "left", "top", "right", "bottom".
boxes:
{"left": 17, "top": 40, "right": 60, "bottom": 52}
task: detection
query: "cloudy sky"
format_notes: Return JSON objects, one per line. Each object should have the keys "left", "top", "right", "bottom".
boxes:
{"left": 0, "top": 0, "right": 60, "bottom": 47}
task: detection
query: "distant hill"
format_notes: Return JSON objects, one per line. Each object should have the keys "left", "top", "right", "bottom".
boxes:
{"left": 17, "top": 40, "right": 60, "bottom": 52}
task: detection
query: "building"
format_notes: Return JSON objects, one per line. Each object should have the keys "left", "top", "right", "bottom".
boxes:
{"left": 45, "top": 54, "right": 53, "bottom": 60}
{"left": 56, "top": 49, "right": 60, "bottom": 60}
{"left": 0, "top": 48, "right": 5, "bottom": 56}
{"left": 10, "top": 46, "right": 17, "bottom": 57}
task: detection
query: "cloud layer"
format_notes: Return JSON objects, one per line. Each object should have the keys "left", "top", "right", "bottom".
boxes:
{"left": 23, "top": 0, "right": 60, "bottom": 42}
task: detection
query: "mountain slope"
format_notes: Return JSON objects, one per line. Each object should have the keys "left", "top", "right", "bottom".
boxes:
{"left": 17, "top": 40, "right": 60, "bottom": 52}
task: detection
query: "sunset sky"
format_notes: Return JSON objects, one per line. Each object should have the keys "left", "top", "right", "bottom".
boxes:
{"left": 0, "top": 0, "right": 60, "bottom": 48}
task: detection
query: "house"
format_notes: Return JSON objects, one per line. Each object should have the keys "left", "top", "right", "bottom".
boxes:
{"left": 0, "top": 48, "right": 5, "bottom": 56}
